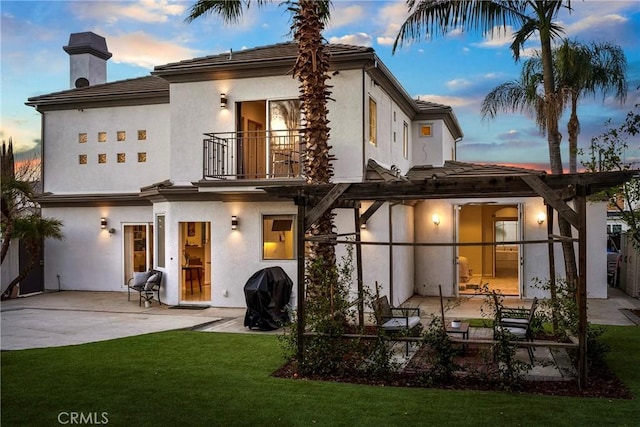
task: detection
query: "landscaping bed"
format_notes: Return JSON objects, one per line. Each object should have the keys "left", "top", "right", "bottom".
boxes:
{"left": 273, "top": 342, "right": 633, "bottom": 399}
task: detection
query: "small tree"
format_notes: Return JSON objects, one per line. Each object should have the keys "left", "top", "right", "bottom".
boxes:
{"left": 581, "top": 100, "right": 640, "bottom": 247}
{"left": 2, "top": 215, "right": 64, "bottom": 299}
{"left": 1, "top": 139, "right": 64, "bottom": 299}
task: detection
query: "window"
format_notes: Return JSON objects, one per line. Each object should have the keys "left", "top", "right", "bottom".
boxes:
{"left": 138, "top": 130, "right": 147, "bottom": 140}
{"left": 156, "top": 215, "right": 165, "bottom": 268}
{"left": 262, "top": 214, "right": 295, "bottom": 260}
{"left": 117, "top": 131, "right": 126, "bottom": 141}
{"left": 117, "top": 153, "right": 126, "bottom": 163}
{"left": 403, "top": 122, "right": 409, "bottom": 159}
{"left": 369, "top": 97, "right": 377, "bottom": 146}
{"left": 78, "top": 133, "right": 87, "bottom": 143}
{"left": 138, "top": 152, "right": 147, "bottom": 162}
{"left": 98, "top": 153, "right": 106, "bottom": 163}
{"left": 98, "top": 132, "right": 107, "bottom": 142}
{"left": 420, "top": 124, "right": 432, "bottom": 137}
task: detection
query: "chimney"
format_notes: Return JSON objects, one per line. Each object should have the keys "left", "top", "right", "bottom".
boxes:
{"left": 63, "top": 32, "right": 112, "bottom": 89}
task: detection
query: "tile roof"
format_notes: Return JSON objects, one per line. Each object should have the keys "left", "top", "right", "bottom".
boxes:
{"left": 26, "top": 76, "right": 169, "bottom": 108}
{"left": 407, "top": 161, "right": 547, "bottom": 180}
{"left": 153, "top": 42, "right": 373, "bottom": 73}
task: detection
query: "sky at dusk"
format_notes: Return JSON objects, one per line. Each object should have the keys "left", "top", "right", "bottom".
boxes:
{"left": 2, "top": 0, "right": 639, "bottom": 171}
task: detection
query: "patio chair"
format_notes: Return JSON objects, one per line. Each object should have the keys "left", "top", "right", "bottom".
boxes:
{"left": 493, "top": 296, "right": 538, "bottom": 363}
{"left": 373, "top": 295, "right": 421, "bottom": 355}
{"left": 497, "top": 297, "right": 538, "bottom": 329}
{"left": 127, "top": 270, "right": 163, "bottom": 307}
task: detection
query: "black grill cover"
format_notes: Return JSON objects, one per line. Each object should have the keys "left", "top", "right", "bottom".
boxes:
{"left": 243, "top": 266, "right": 293, "bottom": 330}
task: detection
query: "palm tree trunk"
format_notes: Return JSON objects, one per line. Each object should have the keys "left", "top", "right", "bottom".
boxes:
{"left": 568, "top": 92, "right": 579, "bottom": 174}
{"left": 540, "top": 23, "right": 578, "bottom": 287}
{"left": 291, "top": 0, "right": 337, "bottom": 303}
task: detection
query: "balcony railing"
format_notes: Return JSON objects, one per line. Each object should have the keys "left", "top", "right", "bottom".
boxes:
{"left": 203, "top": 130, "right": 304, "bottom": 180}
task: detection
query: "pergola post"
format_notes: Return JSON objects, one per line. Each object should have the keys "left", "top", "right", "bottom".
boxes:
{"left": 547, "top": 203, "right": 558, "bottom": 332}
{"left": 576, "top": 189, "right": 588, "bottom": 389}
{"left": 354, "top": 208, "right": 364, "bottom": 327}
{"left": 295, "top": 193, "right": 307, "bottom": 365}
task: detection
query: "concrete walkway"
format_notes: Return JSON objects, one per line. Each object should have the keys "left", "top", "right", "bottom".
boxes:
{"left": 1, "top": 291, "right": 244, "bottom": 350}
{"left": 1, "top": 287, "right": 638, "bottom": 351}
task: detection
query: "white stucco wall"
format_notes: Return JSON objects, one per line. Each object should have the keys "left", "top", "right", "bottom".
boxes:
{"left": 42, "top": 205, "right": 153, "bottom": 292}
{"left": 414, "top": 199, "right": 456, "bottom": 296}
{"left": 168, "top": 71, "right": 367, "bottom": 184}
{"left": 546, "top": 201, "right": 607, "bottom": 298}
{"left": 358, "top": 202, "right": 415, "bottom": 306}
{"left": 43, "top": 104, "right": 170, "bottom": 193}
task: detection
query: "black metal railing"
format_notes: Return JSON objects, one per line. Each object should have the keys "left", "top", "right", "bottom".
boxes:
{"left": 203, "top": 130, "right": 304, "bottom": 180}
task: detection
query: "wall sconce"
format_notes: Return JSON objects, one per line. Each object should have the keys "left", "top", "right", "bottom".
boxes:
{"left": 360, "top": 221, "right": 367, "bottom": 230}
{"left": 220, "top": 93, "right": 227, "bottom": 108}
{"left": 432, "top": 214, "right": 440, "bottom": 226}
{"left": 231, "top": 215, "right": 238, "bottom": 230}
{"left": 536, "top": 212, "right": 546, "bottom": 225}
{"left": 101, "top": 217, "right": 107, "bottom": 229}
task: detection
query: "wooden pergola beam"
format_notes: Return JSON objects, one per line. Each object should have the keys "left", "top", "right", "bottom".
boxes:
{"left": 520, "top": 175, "right": 578, "bottom": 228}
{"left": 304, "top": 183, "right": 350, "bottom": 230}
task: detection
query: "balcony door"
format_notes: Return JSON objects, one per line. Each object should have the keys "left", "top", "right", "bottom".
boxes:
{"left": 236, "top": 99, "right": 301, "bottom": 179}
{"left": 237, "top": 101, "right": 267, "bottom": 179}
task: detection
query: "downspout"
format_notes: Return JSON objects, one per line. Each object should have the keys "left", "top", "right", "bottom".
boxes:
{"left": 453, "top": 137, "right": 462, "bottom": 161}
{"left": 361, "top": 67, "right": 366, "bottom": 177}
{"left": 388, "top": 201, "right": 400, "bottom": 304}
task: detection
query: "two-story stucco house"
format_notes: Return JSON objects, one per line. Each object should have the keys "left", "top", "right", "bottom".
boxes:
{"left": 25, "top": 32, "right": 608, "bottom": 308}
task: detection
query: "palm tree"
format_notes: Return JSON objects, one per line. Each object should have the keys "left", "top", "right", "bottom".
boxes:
{"left": 393, "top": 0, "right": 579, "bottom": 284}
{"left": 482, "top": 41, "right": 627, "bottom": 173}
{"left": 1, "top": 215, "right": 64, "bottom": 300}
{"left": 481, "top": 52, "right": 548, "bottom": 133}
{"left": 555, "top": 40, "right": 627, "bottom": 172}
{"left": 186, "top": 1, "right": 337, "bottom": 305}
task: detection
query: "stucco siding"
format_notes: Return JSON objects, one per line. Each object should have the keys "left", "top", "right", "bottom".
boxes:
{"left": 42, "top": 206, "right": 153, "bottom": 292}
{"left": 43, "top": 104, "right": 170, "bottom": 193}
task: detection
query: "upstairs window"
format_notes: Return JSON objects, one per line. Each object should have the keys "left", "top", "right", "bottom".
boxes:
{"left": 369, "top": 97, "right": 377, "bottom": 146}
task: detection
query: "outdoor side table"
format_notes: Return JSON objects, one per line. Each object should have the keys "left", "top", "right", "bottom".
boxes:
{"left": 445, "top": 321, "right": 470, "bottom": 353}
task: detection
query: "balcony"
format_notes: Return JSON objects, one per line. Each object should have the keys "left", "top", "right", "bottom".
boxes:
{"left": 203, "top": 130, "right": 304, "bottom": 180}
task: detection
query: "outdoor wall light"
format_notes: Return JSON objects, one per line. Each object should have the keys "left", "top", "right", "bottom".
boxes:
{"left": 432, "top": 214, "right": 441, "bottom": 226}
{"left": 360, "top": 221, "right": 367, "bottom": 230}
{"left": 220, "top": 93, "right": 227, "bottom": 108}
{"left": 537, "top": 212, "right": 547, "bottom": 225}
{"left": 231, "top": 215, "right": 238, "bottom": 230}
{"left": 101, "top": 217, "right": 107, "bottom": 229}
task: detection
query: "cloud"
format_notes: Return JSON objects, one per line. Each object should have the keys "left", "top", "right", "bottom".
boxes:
{"left": 473, "top": 26, "right": 515, "bottom": 48}
{"left": 376, "top": 36, "right": 395, "bottom": 46}
{"left": 0, "top": 119, "right": 40, "bottom": 153}
{"left": 446, "top": 79, "right": 472, "bottom": 90}
{"left": 73, "top": 0, "right": 186, "bottom": 25}
{"left": 329, "top": 33, "right": 372, "bottom": 47}
{"left": 414, "top": 94, "right": 474, "bottom": 108}
{"left": 329, "top": 4, "right": 365, "bottom": 29}
{"left": 108, "top": 31, "right": 202, "bottom": 68}
{"left": 374, "top": 2, "right": 409, "bottom": 46}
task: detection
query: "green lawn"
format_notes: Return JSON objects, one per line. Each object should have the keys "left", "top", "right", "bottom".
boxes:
{"left": 2, "top": 327, "right": 638, "bottom": 426}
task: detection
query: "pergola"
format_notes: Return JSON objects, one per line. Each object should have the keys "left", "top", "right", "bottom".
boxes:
{"left": 262, "top": 168, "right": 637, "bottom": 388}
